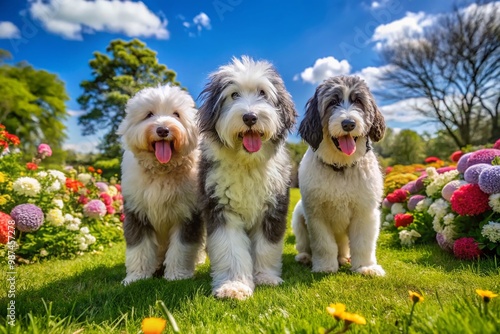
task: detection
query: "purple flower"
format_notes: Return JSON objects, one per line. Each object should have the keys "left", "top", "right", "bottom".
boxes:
{"left": 478, "top": 165, "right": 500, "bottom": 194}
{"left": 457, "top": 152, "right": 472, "bottom": 173}
{"left": 441, "top": 180, "right": 467, "bottom": 201}
{"left": 466, "top": 149, "right": 500, "bottom": 169}
{"left": 95, "top": 182, "right": 109, "bottom": 193}
{"left": 402, "top": 181, "right": 418, "bottom": 194}
{"left": 37, "top": 143, "right": 52, "bottom": 157}
{"left": 415, "top": 175, "right": 427, "bottom": 193}
{"left": 408, "top": 195, "right": 426, "bottom": 211}
{"left": 464, "top": 164, "right": 491, "bottom": 184}
{"left": 382, "top": 198, "right": 393, "bottom": 209}
{"left": 83, "top": 199, "right": 107, "bottom": 219}
{"left": 436, "top": 233, "right": 454, "bottom": 253}
{"left": 10, "top": 204, "right": 44, "bottom": 232}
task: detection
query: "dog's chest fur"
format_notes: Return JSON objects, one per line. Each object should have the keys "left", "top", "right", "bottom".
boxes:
{"left": 204, "top": 144, "right": 289, "bottom": 229}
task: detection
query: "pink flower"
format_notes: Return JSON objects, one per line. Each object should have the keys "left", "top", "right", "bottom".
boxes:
{"left": 0, "top": 212, "right": 11, "bottom": 244}
{"left": 38, "top": 143, "right": 52, "bottom": 157}
{"left": 78, "top": 195, "right": 89, "bottom": 205}
{"left": 466, "top": 149, "right": 500, "bottom": 169}
{"left": 453, "top": 237, "right": 481, "bottom": 260}
{"left": 494, "top": 139, "right": 500, "bottom": 150}
{"left": 99, "top": 193, "right": 112, "bottom": 206}
{"left": 106, "top": 205, "right": 116, "bottom": 215}
{"left": 437, "top": 166, "right": 457, "bottom": 174}
{"left": 83, "top": 200, "right": 107, "bottom": 219}
{"left": 450, "top": 184, "right": 490, "bottom": 216}
{"left": 120, "top": 213, "right": 125, "bottom": 222}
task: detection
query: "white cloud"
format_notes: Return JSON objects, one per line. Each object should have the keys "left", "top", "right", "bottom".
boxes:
{"left": 29, "top": 0, "right": 169, "bottom": 40}
{"left": 67, "top": 109, "right": 86, "bottom": 117}
{"left": 372, "top": 11, "right": 435, "bottom": 49}
{"left": 63, "top": 141, "right": 99, "bottom": 153}
{"left": 353, "top": 65, "right": 394, "bottom": 90}
{"left": 193, "top": 12, "right": 211, "bottom": 31}
{"left": 298, "top": 56, "right": 351, "bottom": 84}
{"left": 0, "top": 21, "right": 20, "bottom": 39}
{"left": 379, "top": 97, "right": 431, "bottom": 123}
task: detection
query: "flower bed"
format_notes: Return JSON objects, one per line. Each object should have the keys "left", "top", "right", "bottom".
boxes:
{"left": 0, "top": 125, "right": 123, "bottom": 262}
{"left": 382, "top": 144, "right": 500, "bottom": 259}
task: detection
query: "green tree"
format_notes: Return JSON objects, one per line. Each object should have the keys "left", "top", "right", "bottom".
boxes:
{"left": 0, "top": 50, "right": 69, "bottom": 162}
{"left": 390, "top": 129, "right": 426, "bottom": 165}
{"left": 78, "top": 39, "right": 180, "bottom": 157}
{"left": 422, "top": 130, "right": 459, "bottom": 160}
{"left": 373, "top": 127, "right": 395, "bottom": 158}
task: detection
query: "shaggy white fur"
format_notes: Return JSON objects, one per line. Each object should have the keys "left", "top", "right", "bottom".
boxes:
{"left": 118, "top": 85, "right": 204, "bottom": 285}
{"left": 198, "top": 56, "right": 296, "bottom": 299}
{"left": 292, "top": 76, "right": 386, "bottom": 277}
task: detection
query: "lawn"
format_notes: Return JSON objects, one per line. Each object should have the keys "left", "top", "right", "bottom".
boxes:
{"left": 1, "top": 188, "right": 499, "bottom": 333}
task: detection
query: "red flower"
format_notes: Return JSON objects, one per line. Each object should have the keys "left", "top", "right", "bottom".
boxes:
{"left": 385, "top": 166, "right": 393, "bottom": 174}
{"left": 66, "top": 178, "right": 84, "bottom": 192}
{"left": 394, "top": 213, "right": 413, "bottom": 228}
{"left": 26, "top": 162, "right": 38, "bottom": 170}
{"left": 494, "top": 139, "right": 500, "bottom": 150}
{"left": 453, "top": 237, "right": 481, "bottom": 260}
{"left": 425, "top": 156, "right": 440, "bottom": 163}
{"left": 106, "top": 205, "right": 116, "bottom": 215}
{"left": 78, "top": 195, "right": 89, "bottom": 205}
{"left": 120, "top": 213, "right": 125, "bottom": 222}
{"left": 100, "top": 193, "right": 112, "bottom": 206}
{"left": 450, "top": 151, "right": 464, "bottom": 162}
{"left": 5, "top": 133, "right": 20, "bottom": 145}
{"left": 450, "top": 184, "right": 490, "bottom": 216}
{"left": 0, "top": 140, "right": 7, "bottom": 149}
{"left": 97, "top": 169, "right": 102, "bottom": 174}
{"left": 114, "top": 184, "right": 121, "bottom": 192}
{"left": 386, "top": 189, "right": 409, "bottom": 203}
{"left": 88, "top": 166, "right": 95, "bottom": 173}
{"left": 0, "top": 212, "right": 11, "bottom": 244}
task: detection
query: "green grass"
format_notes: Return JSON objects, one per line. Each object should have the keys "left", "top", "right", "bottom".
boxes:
{"left": 1, "top": 188, "right": 499, "bottom": 333}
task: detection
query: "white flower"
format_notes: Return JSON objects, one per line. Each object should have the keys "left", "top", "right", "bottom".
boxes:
{"left": 489, "top": 194, "right": 500, "bottom": 213}
{"left": 46, "top": 208, "right": 65, "bottom": 226}
{"left": 78, "top": 187, "right": 88, "bottom": 195}
{"left": 52, "top": 198, "right": 64, "bottom": 209}
{"left": 382, "top": 221, "right": 391, "bottom": 228}
{"left": 77, "top": 173, "right": 92, "bottom": 185}
{"left": 80, "top": 226, "right": 90, "bottom": 234}
{"left": 64, "top": 214, "right": 74, "bottom": 222}
{"left": 73, "top": 218, "right": 82, "bottom": 225}
{"left": 426, "top": 170, "right": 459, "bottom": 197}
{"left": 37, "top": 171, "right": 48, "bottom": 178}
{"left": 76, "top": 236, "right": 86, "bottom": 244}
{"left": 13, "top": 177, "right": 41, "bottom": 197}
{"left": 442, "top": 225, "right": 457, "bottom": 242}
{"left": 40, "top": 249, "right": 48, "bottom": 257}
{"left": 428, "top": 199, "right": 449, "bottom": 219}
{"left": 66, "top": 223, "right": 80, "bottom": 231}
{"left": 85, "top": 234, "right": 96, "bottom": 244}
{"left": 48, "top": 170, "right": 66, "bottom": 183}
{"left": 399, "top": 230, "right": 421, "bottom": 247}
{"left": 442, "top": 213, "right": 455, "bottom": 226}
{"left": 391, "top": 203, "right": 406, "bottom": 215}
{"left": 79, "top": 243, "right": 88, "bottom": 251}
{"left": 426, "top": 167, "right": 438, "bottom": 179}
{"left": 108, "top": 185, "right": 118, "bottom": 196}
{"left": 415, "top": 198, "right": 433, "bottom": 212}
{"left": 47, "top": 180, "right": 61, "bottom": 192}
{"left": 385, "top": 214, "right": 394, "bottom": 222}
{"left": 481, "top": 222, "right": 500, "bottom": 243}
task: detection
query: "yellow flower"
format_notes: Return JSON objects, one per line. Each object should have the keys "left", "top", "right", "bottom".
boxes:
{"left": 0, "top": 194, "right": 9, "bottom": 206}
{"left": 326, "top": 303, "right": 346, "bottom": 320}
{"left": 342, "top": 312, "right": 366, "bottom": 325}
{"left": 141, "top": 317, "right": 167, "bottom": 334}
{"left": 0, "top": 172, "right": 5, "bottom": 183}
{"left": 409, "top": 291, "right": 424, "bottom": 303}
{"left": 476, "top": 289, "right": 498, "bottom": 303}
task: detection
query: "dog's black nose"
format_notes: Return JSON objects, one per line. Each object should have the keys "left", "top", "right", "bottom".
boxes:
{"left": 156, "top": 126, "right": 170, "bottom": 137}
{"left": 341, "top": 119, "right": 356, "bottom": 132}
{"left": 243, "top": 112, "right": 258, "bottom": 127}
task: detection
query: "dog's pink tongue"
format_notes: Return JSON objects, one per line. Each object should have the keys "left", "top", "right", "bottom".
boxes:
{"left": 338, "top": 135, "right": 356, "bottom": 156}
{"left": 154, "top": 141, "right": 172, "bottom": 164}
{"left": 242, "top": 132, "right": 262, "bottom": 153}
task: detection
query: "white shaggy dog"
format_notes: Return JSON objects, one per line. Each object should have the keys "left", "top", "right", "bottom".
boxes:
{"left": 292, "top": 76, "right": 386, "bottom": 276}
{"left": 198, "top": 56, "right": 297, "bottom": 300}
{"left": 118, "top": 85, "right": 204, "bottom": 285}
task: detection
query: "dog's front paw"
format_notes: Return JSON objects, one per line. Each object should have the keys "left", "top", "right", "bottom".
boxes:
{"left": 254, "top": 272, "right": 283, "bottom": 286}
{"left": 354, "top": 264, "right": 385, "bottom": 277}
{"left": 295, "top": 252, "right": 312, "bottom": 265}
{"left": 164, "top": 270, "right": 194, "bottom": 281}
{"left": 338, "top": 256, "right": 351, "bottom": 266}
{"left": 214, "top": 281, "right": 254, "bottom": 300}
{"left": 122, "top": 273, "right": 152, "bottom": 285}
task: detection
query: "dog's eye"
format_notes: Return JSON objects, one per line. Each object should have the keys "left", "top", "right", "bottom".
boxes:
{"left": 145, "top": 111, "right": 154, "bottom": 119}
{"left": 330, "top": 99, "right": 339, "bottom": 108}
{"left": 231, "top": 92, "right": 240, "bottom": 100}
{"left": 259, "top": 90, "right": 266, "bottom": 98}
{"left": 173, "top": 112, "right": 180, "bottom": 118}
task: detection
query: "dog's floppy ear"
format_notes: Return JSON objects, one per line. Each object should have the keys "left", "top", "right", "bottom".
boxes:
{"left": 368, "top": 99, "right": 386, "bottom": 142}
{"left": 270, "top": 69, "right": 297, "bottom": 132}
{"left": 198, "top": 74, "right": 227, "bottom": 134}
{"left": 299, "top": 91, "right": 323, "bottom": 151}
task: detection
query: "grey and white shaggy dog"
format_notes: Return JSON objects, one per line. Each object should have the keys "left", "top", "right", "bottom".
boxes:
{"left": 118, "top": 85, "right": 204, "bottom": 285}
{"left": 292, "top": 76, "right": 386, "bottom": 276}
{"left": 198, "top": 56, "right": 297, "bottom": 299}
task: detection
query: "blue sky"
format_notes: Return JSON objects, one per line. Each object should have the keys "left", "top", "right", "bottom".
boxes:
{"left": 0, "top": 0, "right": 472, "bottom": 152}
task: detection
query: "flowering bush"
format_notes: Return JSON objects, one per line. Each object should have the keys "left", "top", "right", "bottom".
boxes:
{"left": 381, "top": 145, "right": 500, "bottom": 259}
{"left": 0, "top": 126, "right": 123, "bottom": 262}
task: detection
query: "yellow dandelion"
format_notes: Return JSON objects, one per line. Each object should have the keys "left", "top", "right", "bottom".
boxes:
{"left": 326, "top": 303, "right": 346, "bottom": 320}
{"left": 409, "top": 290, "right": 424, "bottom": 303}
{"left": 341, "top": 312, "right": 366, "bottom": 325}
{"left": 141, "top": 317, "right": 167, "bottom": 334}
{"left": 476, "top": 289, "right": 498, "bottom": 303}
